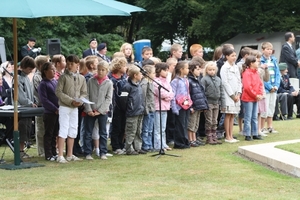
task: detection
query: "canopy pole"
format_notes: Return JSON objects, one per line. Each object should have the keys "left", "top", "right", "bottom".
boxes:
{"left": 13, "top": 18, "right": 20, "bottom": 165}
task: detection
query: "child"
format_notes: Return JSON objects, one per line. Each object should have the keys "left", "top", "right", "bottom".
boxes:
{"left": 55, "top": 55, "right": 87, "bottom": 163}
{"left": 187, "top": 61, "right": 208, "bottom": 146}
{"left": 33, "top": 55, "right": 50, "bottom": 157}
{"left": 120, "top": 43, "right": 134, "bottom": 63}
{"left": 251, "top": 50, "right": 269, "bottom": 136}
{"left": 153, "top": 63, "right": 174, "bottom": 151}
{"left": 241, "top": 56, "right": 263, "bottom": 141}
{"left": 52, "top": 54, "right": 66, "bottom": 80}
{"left": 17, "top": 56, "right": 37, "bottom": 158}
{"left": 170, "top": 43, "right": 183, "bottom": 61}
{"left": 189, "top": 44, "right": 204, "bottom": 58}
{"left": 260, "top": 42, "right": 280, "bottom": 133}
{"left": 141, "top": 47, "right": 153, "bottom": 61}
{"left": 165, "top": 57, "right": 178, "bottom": 145}
{"left": 201, "top": 61, "right": 225, "bottom": 145}
{"left": 236, "top": 47, "right": 251, "bottom": 136}
{"left": 84, "top": 60, "right": 113, "bottom": 160}
{"left": 108, "top": 57, "right": 128, "bottom": 155}
{"left": 38, "top": 62, "right": 59, "bottom": 161}
{"left": 171, "top": 61, "right": 191, "bottom": 149}
{"left": 140, "top": 65, "right": 156, "bottom": 152}
{"left": 220, "top": 48, "right": 242, "bottom": 143}
{"left": 122, "top": 65, "right": 145, "bottom": 155}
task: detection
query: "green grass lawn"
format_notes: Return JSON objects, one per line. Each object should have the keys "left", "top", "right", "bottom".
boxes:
{"left": 276, "top": 142, "right": 300, "bottom": 155}
{"left": 0, "top": 119, "right": 300, "bottom": 200}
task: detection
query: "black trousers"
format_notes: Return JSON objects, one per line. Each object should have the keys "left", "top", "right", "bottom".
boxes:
{"left": 173, "top": 109, "right": 190, "bottom": 149}
{"left": 110, "top": 106, "right": 126, "bottom": 151}
{"left": 43, "top": 113, "right": 59, "bottom": 159}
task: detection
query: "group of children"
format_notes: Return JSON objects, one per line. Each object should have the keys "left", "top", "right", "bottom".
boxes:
{"left": 1, "top": 39, "right": 290, "bottom": 163}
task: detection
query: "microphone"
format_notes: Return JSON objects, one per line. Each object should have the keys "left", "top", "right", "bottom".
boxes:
{"left": 134, "top": 62, "right": 147, "bottom": 74}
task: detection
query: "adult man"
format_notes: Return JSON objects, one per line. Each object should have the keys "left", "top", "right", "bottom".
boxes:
{"left": 21, "top": 37, "right": 41, "bottom": 59}
{"left": 96, "top": 43, "right": 110, "bottom": 63}
{"left": 279, "top": 32, "right": 300, "bottom": 78}
{"left": 276, "top": 63, "right": 300, "bottom": 119}
{"left": 82, "top": 38, "right": 98, "bottom": 58}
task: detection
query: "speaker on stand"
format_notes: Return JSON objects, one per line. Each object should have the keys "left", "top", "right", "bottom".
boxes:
{"left": 46, "top": 39, "right": 61, "bottom": 56}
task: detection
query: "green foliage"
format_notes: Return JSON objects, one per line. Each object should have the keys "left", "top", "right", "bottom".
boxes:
{"left": 1, "top": 0, "right": 300, "bottom": 61}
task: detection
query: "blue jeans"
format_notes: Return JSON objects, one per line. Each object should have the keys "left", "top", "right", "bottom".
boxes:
{"left": 153, "top": 111, "right": 168, "bottom": 150}
{"left": 83, "top": 114, "right": 108, "bottom": 156}
{"left": 141, "top": 112, "right": 154, "bottom": 150}
{"left": 243, "top": 101, "right": 258, "bottom": 136}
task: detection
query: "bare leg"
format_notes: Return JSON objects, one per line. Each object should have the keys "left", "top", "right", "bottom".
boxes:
{"left": 188, "top": 130, "right": 193, "bottom": 142}
{"left": 228, "top": 115, "right": 234, "bottom": 140}
{"left": 66, "top": 137, "right": 74, "bottom": 157}
{"left": 224, "top": 114, "right": 231, "bottom": 140}
{"left": 58, "top": 137, "right": 65, "bottom": 157}
{"left": 267, "top": 117, "right": 273, "bottom": 128}
{"left": 260, "top": 117, "right": 266, "bottom": 130}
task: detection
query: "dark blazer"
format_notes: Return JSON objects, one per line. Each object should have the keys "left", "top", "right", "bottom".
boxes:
{"left": 82, "top": 48, "right": 97, "bottom": 58}
{"left": 280, "top": 43, "right": 299, "bottom": 78}
{"left": 278, "top": 74, "right": 295, "bottom": 94}
{"left": 97, "top": 54, "right": 111, "bottom": 63}
{"left": 20, "top": 45, "right": 37, "bottom": 59}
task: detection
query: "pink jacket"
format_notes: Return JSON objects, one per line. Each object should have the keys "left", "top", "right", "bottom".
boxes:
{"left": 154, "top": 76, "right": 174, "bottom": 111}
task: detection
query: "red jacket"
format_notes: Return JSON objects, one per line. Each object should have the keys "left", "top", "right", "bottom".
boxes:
{"left": 241, "top": 68, "right": 263, "bottom": 102}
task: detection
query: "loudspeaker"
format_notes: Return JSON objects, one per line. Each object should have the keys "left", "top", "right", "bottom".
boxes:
{"left": 296, "top": 35, "right": 300, "bottom": 50}
{"left": 46, "top": 39, "right": 61, "bottom": 56}
{"left": 0, "top": 37, "right": 7, "bottom": 63}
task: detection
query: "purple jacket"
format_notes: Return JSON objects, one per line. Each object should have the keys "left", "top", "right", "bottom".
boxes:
{"left": 171, "top": 76, "right": 191, "bottom": 115}
{"left": 38, "top": 78, "right": 59, "bottom": 114}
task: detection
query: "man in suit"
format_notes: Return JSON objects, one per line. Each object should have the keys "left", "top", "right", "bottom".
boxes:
{"left": 277, "top": 63, "right": 300, "bottom": 119}
{"left": 20, "top": 37, "right": 41, "bottom": 59}
{"left": 279, "top": 32, "right": 300, "bottom": 78}
{"left": 96, "top": 43, "right": 111, "bottom": 63}
{"left": 82, "top": 38, "right": 98, "bottom": 58}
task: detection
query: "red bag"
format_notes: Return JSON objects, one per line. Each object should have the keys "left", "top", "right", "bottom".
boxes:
{"left": 175, "top": 78, "right": 193, "bottom": 110}
{"left": 176, "top": 95, "right": 193, "bottom": 110}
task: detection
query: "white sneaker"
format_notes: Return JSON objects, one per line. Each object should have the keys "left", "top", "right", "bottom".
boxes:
{"left": 66, "top": 155, "right": 82, "bottom": 161}
{"left": 85, "top": 155, "right": 94, "bottom": 160}
{"left": 113, "top": 149, "right": 125, "bottom": 155}
{"left": 106, "top": 153, "right": 113, "bottom": 157}
{"left": 100, "top": 155, "right": 107, "bottom": 160}
{"left": 259, "top": 132, "right": 268, "bottom": 137}
{"left": 232, "top": 138, "right": 240, "bottom": 142}
{"left": 57, "top": 156, "right": 68, "bottom": 163}
{"left": 261, "top": 128, "right": 269, "bottom": 134}
{"left": 268, "top": 128, "right": 278, "bottom": 133}
{"left": 225, "top": 139, "right": 235, "bottom": 143}
{"left": 239, "top": 131, "right": 244, "bottom": 136}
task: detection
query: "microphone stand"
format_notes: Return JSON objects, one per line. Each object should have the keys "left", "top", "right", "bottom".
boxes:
{"left": 136, "top": 65, "right": 179, "bottom": 159}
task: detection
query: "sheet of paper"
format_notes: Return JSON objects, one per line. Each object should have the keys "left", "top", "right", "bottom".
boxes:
{"left": 74, "top": 97, "right": 95, "bottom": 104}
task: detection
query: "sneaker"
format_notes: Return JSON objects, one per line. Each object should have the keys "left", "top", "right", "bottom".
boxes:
{"left": 190, "top": 141, "right": 199, "bottom": 147}
{"left": 20, "top": 151, "right": 32, "bottom": 159}
{"left": 100, "top": 155, "right": 107, "bottom": 160}
{"left": 137, "top": 149, "right": 147, "bottom": 154}
{"left": 66, "top": 155, "right": 82, "bottom": 161}
{"left": 126, "top": 151, "right": 139, "bottom": 155}
{"left": 106, "top": 153, "right": 113, "bottom": 157}
{"left": 85, "top": 155, "right": 94, "bottom": 160}
{"left": 225, "top": 139, "right": 237, "bottom": 143}
{"left": 261, "top": 128, "right": 269, "bottom": 134}
{"left": 113, "top": 149, "right": 125, "bottom": 155}
{"left": 239, "top": 131, "right": 244, "bottom": 136}
{"left": 232, "top": 138, "right": 240, "bottom": 142}
{"left": 268, "top": 127, "right": 278, "bottom": 133}
{"left": 46, "top": 156, "right": 57, "bottom": 161}
{"left": 57, "top": 156, "right": 68, "bottom": 163}
{"left": 259, "top": 132, "right": 268, "bottom": 137}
